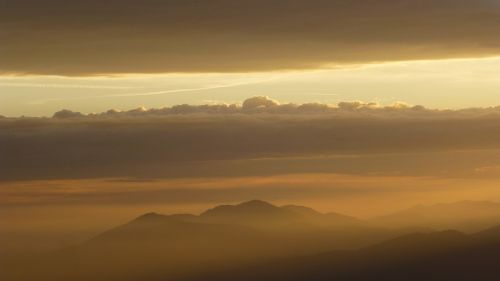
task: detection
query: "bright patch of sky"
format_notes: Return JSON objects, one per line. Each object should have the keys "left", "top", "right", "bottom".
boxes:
{"left": 2, "top": 57, "right": 500, "bottom": 117}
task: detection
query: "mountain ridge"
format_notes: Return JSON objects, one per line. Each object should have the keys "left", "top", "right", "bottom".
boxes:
{"left": 184, "top": 225, "right": 500, "bottom": 281}
{"left": 8, "top": 200, "right": 500, "bottom": 281}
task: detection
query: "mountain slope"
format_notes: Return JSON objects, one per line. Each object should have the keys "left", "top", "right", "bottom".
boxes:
{"left": 186, "top": 226, "right": 500, "bottom": 281}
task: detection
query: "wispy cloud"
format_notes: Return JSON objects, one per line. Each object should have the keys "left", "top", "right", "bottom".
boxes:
{"left": 28, "top": 77, "right": 280, "bottom": 105}
{"left": 102, "top": 78, "right": 278, "bottom": 98}
{"left": 0, "top": 82, "right": 136, "bottom": 90}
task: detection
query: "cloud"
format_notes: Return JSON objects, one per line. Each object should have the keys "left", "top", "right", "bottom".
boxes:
{"left": 242, "top": 96, "right": 280, "bottom": 110}
{"left": 53, "top": 109, "right": 85, "bottom": 119}
{"left": 48, "top": 96, "right": 500, "bottom": 118}
{"left": 2, "top": 0, "right": 500, "bottom": 75}
{"left": 3, "top": 97, "right": 500, "bottom": 181}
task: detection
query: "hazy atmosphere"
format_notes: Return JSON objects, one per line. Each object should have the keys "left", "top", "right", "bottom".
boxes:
{"left": 2, "top": 1, "right": 500, "bottom": 281}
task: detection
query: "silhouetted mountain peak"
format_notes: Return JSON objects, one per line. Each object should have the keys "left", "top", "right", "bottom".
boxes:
{"left": 202, "top": 200, "right": 280, "bottom": 216}
{"left": 239, "top": 200, "right": 277, "bottom": 209}
{"left": 133, "top": 212, "right": 167, "bottom": 222}
{"left": 198, "top": 200, "right": 365, "bottom": 229}
{"left": 200, "top": 200, "right": 301, "bottom": 225}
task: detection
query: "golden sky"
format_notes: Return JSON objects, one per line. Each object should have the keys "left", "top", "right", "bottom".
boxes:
{"left": 2, "top": 57, "right": 500, "bottom": 116}
{"left": 2, "top": 0, "right": 500, "bottom": 116}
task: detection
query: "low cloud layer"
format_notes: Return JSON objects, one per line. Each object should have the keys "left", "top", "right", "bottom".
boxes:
{"left": 50, "top": 96, "right": 500, "bottom": 118}
{"left": 2, "top": 0, "right": 500, "bottom": 75}
{"left": 2, "top": 97, "right": 500, "bottom": 181}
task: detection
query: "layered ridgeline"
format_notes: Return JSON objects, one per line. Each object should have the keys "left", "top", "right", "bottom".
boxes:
{"left": 186, "top": 227, "right": 500, "bottom": 281}
{"left": 5, "top": 200, "right": 388, "bottom": 281}
{"left": 5, "top": 200, "right": 500, "bottom": 281}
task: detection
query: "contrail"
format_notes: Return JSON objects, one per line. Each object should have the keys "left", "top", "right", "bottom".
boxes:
{"left": 0, "top": 82, "right": 135, "bottom": 90}
{"left": 99, "top": 78, "right": 278, "bottom": 98}
{"left": 29, "top": 77, "right": 280, "bottom": 105}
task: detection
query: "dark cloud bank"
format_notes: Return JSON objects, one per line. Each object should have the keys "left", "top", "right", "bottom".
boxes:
{"left": 2, "top": 97, "right": 500, "bottom": 181}
{"left": 2, "top": 0, "right": 500, "bottom": 75}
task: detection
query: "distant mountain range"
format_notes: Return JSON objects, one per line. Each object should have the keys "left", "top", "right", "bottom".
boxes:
{"left": 5, "top": 200, "right": 500, "bottom": 281}
{"left": 371, "top": 200, "right": 500, "bottom": 233}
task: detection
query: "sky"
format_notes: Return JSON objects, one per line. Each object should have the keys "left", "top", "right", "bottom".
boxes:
{"left": 2, "top": 0, "right": 500, "bottom": 116}
{"left": 3, "top": 57, "right": 500, "bottom": 117}
{"left": 3, "top": 0, "right": 500, "bottom": 256}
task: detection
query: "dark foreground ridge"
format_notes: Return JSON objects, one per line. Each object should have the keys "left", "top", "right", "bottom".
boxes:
{"left": 185, "top": 227, "right": 500, "bottom": 281}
